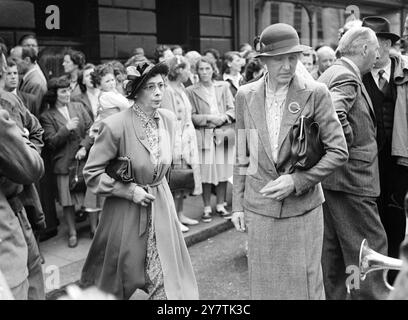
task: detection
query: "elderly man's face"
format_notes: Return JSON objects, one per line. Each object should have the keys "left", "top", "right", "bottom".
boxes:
{"left": 262, "top": 52, "right": 299, "bottom": 85}
{"left": 363, "top": 37, "right": 380, "bottom": 74}
{"left": 317, "top": 48, "right": 335, "bottom": 73}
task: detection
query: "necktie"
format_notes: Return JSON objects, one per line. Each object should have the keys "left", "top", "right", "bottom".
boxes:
{"left": 378, "top": 69, "right": 388, "bottom": 92}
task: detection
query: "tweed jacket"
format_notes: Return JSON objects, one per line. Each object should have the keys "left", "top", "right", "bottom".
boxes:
{"left": 232, "top": 73, "right": 348, "bottom": 218}
{"left": 318, "top": 58, "right": 380, "bottom": 197}
{"left": 187, "top": 81, "right": 235, "bottom": 150}
{"left": 0, "top": 109, "right": 44, "bottom": 288}
{"left": 19, "top": 67, "right": 47, "bottom": 118}
{"left": 40, "top": 102, "right": 93, "bottom": 175}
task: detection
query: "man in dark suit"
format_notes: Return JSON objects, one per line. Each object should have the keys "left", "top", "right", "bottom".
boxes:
{"left": 319, "top": 26, "right": 389, "bottom": 299}
{"left": 10, "top": 46, "right": 47, "bottom": 118}
{"left": 361, "top": 17, "right": 408, "bottom": 269}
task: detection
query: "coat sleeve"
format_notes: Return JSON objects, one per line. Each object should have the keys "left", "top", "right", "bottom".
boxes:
{"left": 232, "top": 90, "right": 248, "bottom": 213}
{"left": 223, "top": 85, "right": 235, "bottom": 122}
{"left": 83, "top": 121, "right": 136, "bottom": 201}
{"left": 327, "top": 79, "right": 359, "bottom": 146}
{"left": 0, "top": 110, "right": 44, "bottom": 185}
{"left": 291, "top": 85, "right": 349, "bottom": 195}
{"left": 78, "top": 104, "right": 93, "bottom": 151}
{"left": 39, "top": 112, "right": 71, "bottom": 151}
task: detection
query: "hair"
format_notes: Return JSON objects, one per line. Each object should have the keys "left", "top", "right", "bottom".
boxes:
{"left": 244, "top": 58, "right": 264, "bottom": 82}
{"left": 167, "top": 55, "right": 188, "bottom": 81}
{"left": 107, "top": 60, "right": 126, "bottom": 78}
{"left": 171, "top": 44, "right": 183, "bottom": 53}
{"left": 18, "top": 34, "right": 37, "bottom": 46}
{"left": 301, "top": 48, "right": 317, "bottom": 64}
{"left": 222, "top": 51, "right": 241, "bottom": 74}
{"left": 154, "top": 44, "right": 171, "bottom": 63}
{"left": 44, "top": 75, "right": 71, "bottom": 107}
{"left": 77, "top": 63, "right": 96, "bottom": 93}
{"left": 184, "top": 50, "right": 202, "bottom": 65}
{"left": 195, "top": 56, "right": 219, "bottom": 80}
{"left": 203, "top": 48, "right": 220, "bottom": 61}
{"left": 125, "top": 54, "right": 149, "bottom": 67}
{"left": 239, "top": 43, "right": 252, "bottom": 52}
{"left": 338, "top": 19, "right": 363, "bottom": 41}
{"left": 21, "top": 46, "right": 38, "bottom": 63}
{"left": 64, "top": 49, "right": 86, "bottom": 69}
{"left": 337, "top": 27, "right": 376, "bottom": 58}
{"left": 133, "top": 47, "right": 145, "bottom": 56}
{"left": 6, "top": 57, "right": 17, "bottom": 68}
{"left": 90, "top": 63, "right": 114, "bottom": 88}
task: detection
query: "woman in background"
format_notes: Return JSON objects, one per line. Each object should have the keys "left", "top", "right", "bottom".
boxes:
{"left": 40, "top": 76, "right": 93, "bottom": 248}
{"left": 187, "top": 57, "right": 235, "bottom": 222}
{"left": 162, "top": 56, "right": 201, "bottom": 232}
{"left": 222, "top": 51, "right": 245, "bottom": 97}
{"left": 62, "top": 49, "right": 86, "bottom": 97}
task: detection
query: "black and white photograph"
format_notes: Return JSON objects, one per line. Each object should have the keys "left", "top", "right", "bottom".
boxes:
{"left": 1, "top": 0, "right": 408, "bottom": 307}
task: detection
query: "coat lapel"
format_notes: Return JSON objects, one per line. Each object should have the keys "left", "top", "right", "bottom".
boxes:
{"left": 192, "top": 83, "right": 210, "bottom": 109}
{"left": 130, "top": 108, "right": 153, "bottom": 154}
{"left": 245, "top": 76, "right": 275, "bottom": 168}
{"left": 277, "top": 75, "right": 312, "bottom": 153}
{"left": 50, "top": 107, "right": 68, "bottom": 127}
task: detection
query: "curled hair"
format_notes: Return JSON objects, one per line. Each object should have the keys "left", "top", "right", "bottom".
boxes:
{"left": 167, "top": 55, "right": 188, "bottom": 81}
{"left": 90, "top": 63, "right": 114, "bottom": 88}
{"left": 203, "top": 48, "right": 220, "bottom": 61}
{"left": 44, "top": 75, "right": 71, "bottom": 107}
{"left": 222, "top": 51, "right": 241, "bottom": 74}
{"left": 64, "top": 49, "right": 86, "bottom": 69}
{"left": 154, "top": 44, "right": 171, "bottom": 63}
{"left": 78, "top": 63, "right": 96, "bottom": 93}
{"left": 195, "top": 56, "right": 219, "bottom": 80}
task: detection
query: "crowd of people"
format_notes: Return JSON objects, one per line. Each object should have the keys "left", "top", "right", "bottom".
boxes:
{"left": 1, "top": 13, "right": 408, "bottom": 300}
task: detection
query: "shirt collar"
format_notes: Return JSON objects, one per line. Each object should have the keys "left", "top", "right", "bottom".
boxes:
{"left": 341, "top": 57, "right": 361, "bottom": 80}
{"left": 371, "top": 59, "right": 391, "bottom": 79}
{"left": 264, "top": 72, "right": 289, "bottom": 95}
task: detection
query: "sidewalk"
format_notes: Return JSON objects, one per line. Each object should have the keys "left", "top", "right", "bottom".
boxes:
{"left": 40, "top": 185, "right": 234, "bottom": 299}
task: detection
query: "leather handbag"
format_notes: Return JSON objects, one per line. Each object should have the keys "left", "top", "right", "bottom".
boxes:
{"left": 167, "top": 159, "right": 195, "bottom": 192}
{"left": 68, "top": 159, "right": 87, "bottom": 193}
{"left": 214, "top": 122, "right": 235, "bottom": 146}
{"left": 289, "top": 116, "right": 325, "bottom": 171}
{"left": 105, "top": 156, "right": 134, "bottom": 183}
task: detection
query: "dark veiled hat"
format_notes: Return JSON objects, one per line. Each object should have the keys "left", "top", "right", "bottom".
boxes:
{"left": 362, "top": 16, "right": 400, "bottom": 44}
{"left": 124, "top": 61, "right": 169, "bottom": 99}
{"left": 255, "top": 23, "right": 310, "bottom": 58}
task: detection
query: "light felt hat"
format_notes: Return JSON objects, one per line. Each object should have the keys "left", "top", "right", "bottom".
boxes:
{"left": 255, "top": 23, "right": 310, "bottom": 58}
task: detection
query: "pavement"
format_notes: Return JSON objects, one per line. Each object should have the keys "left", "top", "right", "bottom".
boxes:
{"left": 40, "top": 184, "right": 234, "bottom": 299}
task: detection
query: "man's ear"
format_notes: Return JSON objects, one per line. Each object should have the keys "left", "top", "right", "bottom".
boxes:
{"left": 362, "top": 44, "right": 368, "bottom": 56}
{"left": 23, "top": 56, "right": 31, "bottom": 64}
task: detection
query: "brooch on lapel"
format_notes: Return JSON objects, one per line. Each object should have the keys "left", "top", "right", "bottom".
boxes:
{"left": 288, "top": 102, "right": 301, "bottom": 114}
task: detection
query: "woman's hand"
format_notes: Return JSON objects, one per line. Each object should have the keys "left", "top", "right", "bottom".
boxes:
{"left": 66, "top": 117, "right": 79, "bottom": 131}
{"left": 260, "top": 175, "right": 295, "bottom": 201}
{"left": 75, "top": 147, "right": 87, "bottom": 160}
{"left": 132, "top": 186, "right": 156, "bottom": 207}
{"left": 212, "top": 115, "right": 228, "bottom": 127}
{"left": 232, "top": 211, "right": 246, "bottom": 232}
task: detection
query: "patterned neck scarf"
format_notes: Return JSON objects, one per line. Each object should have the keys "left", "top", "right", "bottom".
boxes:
{"left": 133, "top": 104, "right": 161, "bottom": 170}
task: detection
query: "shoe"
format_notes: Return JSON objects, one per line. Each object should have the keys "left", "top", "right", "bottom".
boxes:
{"left": 68, "top": 235, "right": 78, "bottom": 248}
{"left": 216, "top": 207, "right": 232, "bottom": 219}
{"left": 202, "top": 212, "right": 212, "bottom": 223}
{"left": 179, "top": 215, "right": 199, "bottom": 226}
{"left": 179, "top": 222, "right": 189, "bottom": 232}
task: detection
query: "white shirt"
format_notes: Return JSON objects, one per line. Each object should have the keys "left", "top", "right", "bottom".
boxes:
{"left": 264, "top": 73, "right": 289, "bottom": 163}
{"left": 371, "top": 59, "right": 391, "bottom": 89}
{"left": 57, "top": 105, "right": 70, "bottom": 121}
{"left": 86, "top": 89, "right": 100, "bottom": 118}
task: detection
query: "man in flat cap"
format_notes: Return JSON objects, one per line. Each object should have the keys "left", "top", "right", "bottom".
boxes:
{"left": 361, "top": 17, "right": 408, "bottom": 277}
{"left": 231, "top": 23, "right": 348, "bottom": 299}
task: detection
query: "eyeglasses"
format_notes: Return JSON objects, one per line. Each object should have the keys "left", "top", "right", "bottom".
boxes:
{"left": 142, "top": 82, "right": 166, "bottom": 92}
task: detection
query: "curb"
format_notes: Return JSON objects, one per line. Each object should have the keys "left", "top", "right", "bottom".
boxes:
{"left": 45, "top": 218, "right": 234, "bottom": 300}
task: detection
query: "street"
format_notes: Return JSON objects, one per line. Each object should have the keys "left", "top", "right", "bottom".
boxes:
{"left": 189, "top": 228, "right": 249, "bottom": 300}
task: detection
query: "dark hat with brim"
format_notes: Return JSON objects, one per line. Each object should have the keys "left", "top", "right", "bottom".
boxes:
{"left": 362, "top": 16, "right": 400, "bottom": 44}
{"left": 124, "top": 61, "right": 169, "bottom": 99}
{"left": 255, "top": 23, "right": 310, "bottom": 58}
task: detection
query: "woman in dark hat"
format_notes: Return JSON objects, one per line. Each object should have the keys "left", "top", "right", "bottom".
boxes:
{"left": 39, "top": 75, "right": 93, "bottom": 248}
{"left": 80, "top": 61, "right": 199, "bottom": 300}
